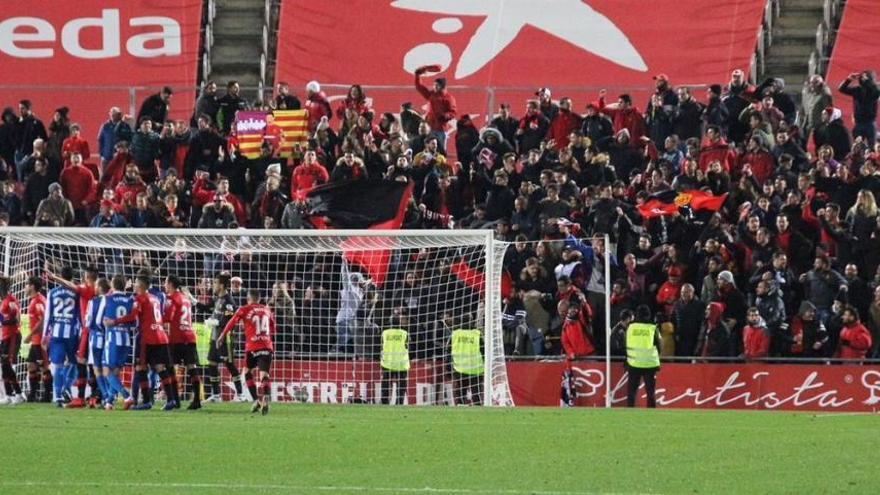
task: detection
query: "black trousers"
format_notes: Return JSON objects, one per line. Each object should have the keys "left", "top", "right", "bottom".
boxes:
{"left": 453, "top": 372, "right": 483, "bottom": 405}
{"left": 381, "top": 369, "right": 407, "bottom": 405}
{"left": 626, "top": 367, "right": 658, "bottom": 408}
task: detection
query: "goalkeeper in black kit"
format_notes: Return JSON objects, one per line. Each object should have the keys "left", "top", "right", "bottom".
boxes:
{"left": 199, "top": 272, "right": 245, "bottom": 402}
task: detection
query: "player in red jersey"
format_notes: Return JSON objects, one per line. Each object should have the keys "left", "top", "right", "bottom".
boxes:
{"left": 163, "top": 275, "right": 201, "bottom": 410}
{"left": 0, "top": 276, "right": 24, "bottom": 405}
{"left": 106, "top": 275, "right": 179, "bottom": 411}
{"left": 48, "top": 266, "right": 98, "bottom": 408}
{"left": 24, "top": 277, "right": 52, "bottom": 402}
{"left": 218, "top": 289, "right": 275, "bottom": 415}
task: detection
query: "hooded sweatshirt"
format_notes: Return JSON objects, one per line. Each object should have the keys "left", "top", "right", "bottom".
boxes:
{"left": 743, "top": 316, "right": 771, "bottom": 360}
{"left": 699, "top": 302, "right": 730, "bottom": 358}
{"left": 813, "top": 107, "right": 852, "bottom": 161}
{"left": 788, "top": 300, "right": 828, "bottom": 356}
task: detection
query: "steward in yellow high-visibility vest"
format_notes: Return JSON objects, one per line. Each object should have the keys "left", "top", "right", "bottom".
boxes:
{"left": 625, "top": 305, "right": 661, "bottom": 408}
{"left": 380, "top": 327, "right": 410, "bottom": 405}
{"left": 450, "top": 329, "right": 484, "bottom": 406}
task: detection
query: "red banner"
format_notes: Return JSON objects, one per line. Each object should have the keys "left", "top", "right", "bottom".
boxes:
{"left": 220, "top": 360, "right": 455, "bottom": 405}
{"left": 201, "top": 359, "right": 880, "bottom": 412}
{"left": 0, "top": 1, "right": 203, "bottom": 143}
{"left": 276, "top": 0, "right": 765, "bottom": 123}
{"left": 507, "top": 361, "right": 880, "bottom": 412}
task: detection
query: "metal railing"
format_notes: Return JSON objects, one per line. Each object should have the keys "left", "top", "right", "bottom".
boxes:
{"left": 754, "top": 0, "right": 846, "bottom": 81}
{"left": 203, "top": 0, "right": 217, "bottom": 80}
{"left": 752, "top": 0, "right": 781, "bottom": 84}
{"left": 807, "top": 0, "right": 846, "bottom": 77}
{"left": 257, "top": 0, "right": 275, "bottom": 98}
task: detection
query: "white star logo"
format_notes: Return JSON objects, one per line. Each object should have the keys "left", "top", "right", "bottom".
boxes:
{"left": 392, "top": 0, "right": 648, "bottom": 79}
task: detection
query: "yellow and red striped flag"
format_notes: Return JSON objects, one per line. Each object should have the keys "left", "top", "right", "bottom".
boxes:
{"left": 274, "top": 109, "right": 310, "bottom": 158}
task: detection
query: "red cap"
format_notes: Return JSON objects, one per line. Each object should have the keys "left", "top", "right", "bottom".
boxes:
{"left": 653, "top": 73, "right": 669, "bottom": 81}
{"left": 668, "top": 266, "right": 682, "bottom": 278}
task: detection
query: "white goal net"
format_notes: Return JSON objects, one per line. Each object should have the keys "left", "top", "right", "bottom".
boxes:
{"left": 0, "top": 228, "right": 512, "bottom": 407}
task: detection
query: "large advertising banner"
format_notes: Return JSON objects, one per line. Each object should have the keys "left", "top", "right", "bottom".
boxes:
{"left": 506, "top": 361, "right": 880, "bottom": 412}
{"left": 276, "top": 0, "right": 766, "bottom": 124}
{"left": 0, "top": 1, "right": 203, "bottom": 143}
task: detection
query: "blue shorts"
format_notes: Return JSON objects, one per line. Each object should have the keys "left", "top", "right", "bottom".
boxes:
{"left": 103, "top": 342, "right": 131, "bottom": 370}
{"left": 89, "top": 344, "right": 104, "bottom": 368}
{"left": 48, "top": 339, "right": 78, "bottom": 366}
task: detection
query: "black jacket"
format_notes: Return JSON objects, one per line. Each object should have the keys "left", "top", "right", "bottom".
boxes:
{"left": 198, "top": 203, "right": 236, "bottom": 229}
{"left": 0, "top": 109, "right": 17, "bottom": 165}
{"left": 275, "top": 94, "right": 301, "bottom": 111}
{"left": 581, "top": 115, "right": 614, "bottom": 144}
{"left": 192, "top": 92, "right": 219, "bottom": 126}
{"left": 812, "top": 120, "right": 852, "bottom": 160}
{"left": 673, "top": 99, "right": 705, "bottom": 142}
{"left": 839, "top": 77, "right": 880, "bottom": 124}
{"left": 137, "top": 94, "right": 169, "bottom": 128}
{"left": 217, "top": 94, "right": 249, "bottom": 133}
{"left": 14, "top": 115, "right": 47, "bottom": 155}
{"left": 486, "top": 184, "right": 516, "bottom": 221}
{"left": 185, "top": 129, "right": 225, "bottom": 179}
{"left": 23, "top": 172, "right": 50, "bottom": 223}
{"left": 489, "top": 116, "right": 520, "bottom": 145}
{"left": 672, "top": 298, "right": 706, "bottom": 356}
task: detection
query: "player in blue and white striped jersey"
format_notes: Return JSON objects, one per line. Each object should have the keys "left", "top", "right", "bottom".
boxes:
{"left": 44, "top": 266, "right": 82, "bottom": 407}
{"left": 100, "top": 275, "right": 136, "bottom": 410}
{"left": 84, "top": 278, "right": 111, "bottom": 408}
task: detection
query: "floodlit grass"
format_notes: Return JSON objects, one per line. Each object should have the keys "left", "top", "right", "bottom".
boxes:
{"left": 0, "top": 403, "right": 877, "bottom": 494}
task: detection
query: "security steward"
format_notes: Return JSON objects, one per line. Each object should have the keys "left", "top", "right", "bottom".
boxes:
{"left": 625, "top": 305, "right": 662, "bottom": 408}
{"left": 380, "top": 315, "right": 410, "bottom": 405}
{"left": 450, "top": 328, "right": 484, "bottom": 406}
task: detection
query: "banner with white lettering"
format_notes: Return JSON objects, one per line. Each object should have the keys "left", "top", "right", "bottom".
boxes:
{"left": 276, "top": 0, "right": 766, "bottom": 124}
{"left": 0, "top": 1, "right": 203, "bottom": 143}
{"left": 506, "top": 361, "right": 880, "bottom": 412}
{"left": 199, "top": 360, "right": 880, "bottom": 412}
{"left": 219, "top": 360, "right": 452, "bottom": 406}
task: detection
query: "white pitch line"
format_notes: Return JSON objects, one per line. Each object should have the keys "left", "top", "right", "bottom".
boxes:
{"left": 810, "top": 411, "right": 879, "bottom": 418}
{"left": 0, "top": 480, "right": 657, "bottom": 495}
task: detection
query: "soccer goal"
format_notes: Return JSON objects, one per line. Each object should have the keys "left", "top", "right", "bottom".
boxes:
{"left": 0, "top": 228, "right": 513, "bottom": 407}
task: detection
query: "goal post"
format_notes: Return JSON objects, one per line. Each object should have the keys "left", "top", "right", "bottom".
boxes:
{"left": 0, "top": 227, "right": 513, "bottom": 407}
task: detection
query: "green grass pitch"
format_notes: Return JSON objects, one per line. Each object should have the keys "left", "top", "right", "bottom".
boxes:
{"left": 0, "top": 403, "right": 877, "bottom": 494}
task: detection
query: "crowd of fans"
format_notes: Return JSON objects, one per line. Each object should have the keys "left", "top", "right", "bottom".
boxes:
{"left": 1, "top": 66, "right": 879, "bottom": 362}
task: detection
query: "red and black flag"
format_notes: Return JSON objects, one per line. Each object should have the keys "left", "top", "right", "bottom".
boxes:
{"left": 638, "top": 189, "right": 728, "bottom": 219}
{"left": 306, "top": 179, "right": 413, "bottom": 229}
{"left": 449, "top": 260, "right": 515, "bottom": 300}
{"left": 307, "top": 180, "right": 414, "bottom": 286}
